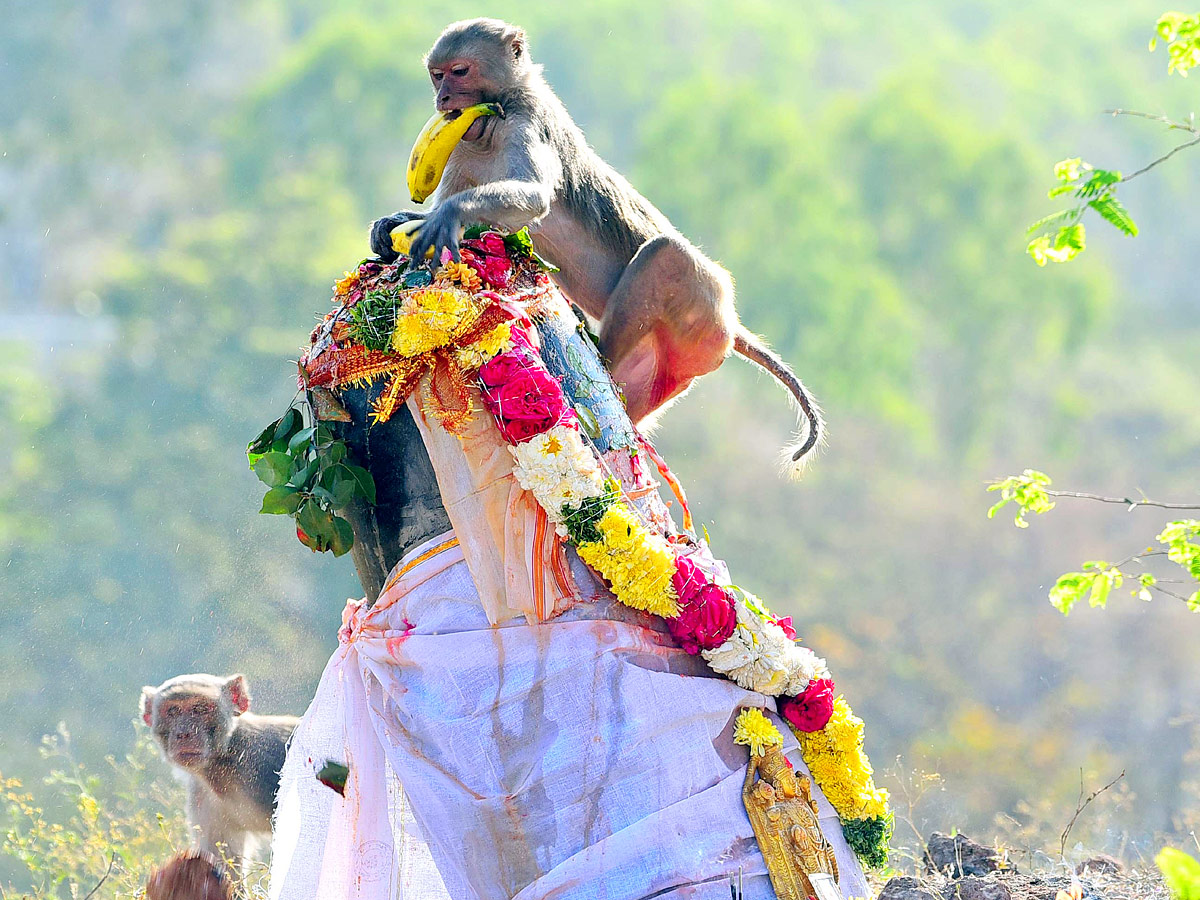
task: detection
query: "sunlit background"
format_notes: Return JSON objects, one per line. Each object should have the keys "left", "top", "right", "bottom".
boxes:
{"left": 3, "top": 0, "right": 1198, "bottom": 878}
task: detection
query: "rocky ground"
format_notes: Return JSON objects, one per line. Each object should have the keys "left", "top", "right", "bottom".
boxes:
{"left": 877, "top": 833, "right": 1171, "bottom": 900}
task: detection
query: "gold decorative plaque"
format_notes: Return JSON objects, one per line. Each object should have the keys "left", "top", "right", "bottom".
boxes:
{"left": 743, "top": 742, "right": 842, "bottom": 900}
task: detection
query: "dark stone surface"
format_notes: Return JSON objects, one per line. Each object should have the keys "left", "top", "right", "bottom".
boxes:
{"left": 1076, "top": 855, "right": 1123, "bottom": 876}
{"left": 926, "top": 832, "right": 1002, "bottom": 877}
{"left": 326, "top": 383, "right": 450, "bottom": 604}
{"left": 952, "top": 876, "right": 1012, "bottom": 900}
{"left": 879, "top": 876, "right": 944, "bottom": 900}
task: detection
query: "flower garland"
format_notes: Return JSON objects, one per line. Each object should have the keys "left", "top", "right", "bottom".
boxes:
{"left": 283, "top": 227, "right": 892, "bottom": 866}
{"left": 449, "top": 261, "right": 891, "bottom": 865}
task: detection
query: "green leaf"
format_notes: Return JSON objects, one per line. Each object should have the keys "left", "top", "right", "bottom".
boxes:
{"left": 343, "top": 464, "right": 377, "bottom": 504}
{"left": 287, "top": 426, "right": 316, "bottom": 454}
{"left": 290, "top": 459, "right": 319, "bottom": 490}
{"left": 296, "top": 500, "right": 336, "bottom": 552}
{"left": 576, "top": 405, "right": 602, "bottom": 440}
{"left": 1053, "top": 157, "right": 1084, "bottom": 183}
{"left": 1025, "top": 209, "right": 1076, "bottom": 235}
{"left": 1088, "top": 193, "right": 1138, "bottom": 236}
{"left": 274, "top": 408, "right": 303, "bottom": 444}
{"left": 402, "top": 268, "right": 433, "bottom": 288}
{"left": 1157, "top": 848, "right": 1200, "bottom": 900}
{"left": 330, "top": 515, "right": 355, "bottom": 557}
{"left": 315, "top": 760, "right": 350, "bottom": 795}
{"left": 252, "top": 451, "right": 293, "bottom": 487}
{"left": 1076, "top": 169, "right": 1120, "bottom": 198}
{"left": 1049, "top": 572, "right": 1091, "bottom": 616}
{"left": 327, "top": 441, "right": 347, "bottom": 465}
{"left": 248, "top": 417, "right": 284, "bottom": 459}
{"left": 260, "top": 485, "right": 302, "bottom": 515}
{"left": 322, "top": 466, "right": 358, "bottom": 507}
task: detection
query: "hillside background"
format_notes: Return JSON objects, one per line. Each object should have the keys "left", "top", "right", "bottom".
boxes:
{"left": 2, "top": 0, "right": 1197, "bottom": 869}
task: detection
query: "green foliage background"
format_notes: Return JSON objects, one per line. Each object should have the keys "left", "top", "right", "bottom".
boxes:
{"left": 3, "top": 0, "right": 1198, "bottom": 873}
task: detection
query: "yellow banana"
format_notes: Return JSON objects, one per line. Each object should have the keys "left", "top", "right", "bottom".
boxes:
{"left": 389, "top": 218, "right": 427, "bottom": 257}
{"left": 406, "top": 102, "right": 502, "bottom": 203}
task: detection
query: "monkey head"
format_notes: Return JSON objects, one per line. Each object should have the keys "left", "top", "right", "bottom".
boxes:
{"left": 146, "top": 850, "right": 232, "bottom": 900}
{"left": 425, "top": 18, "right": 531, "bottom": 127}
{"left": 140, "top": 673, "right": 252, "bottom": 771}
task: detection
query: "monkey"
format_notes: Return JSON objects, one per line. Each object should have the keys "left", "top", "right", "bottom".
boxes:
{"left": 140, "top": 673, "right": 298, "bottom": 880}
{"left": 369, "top": 18, "right": 824, "bottom": 472}
{"left": 146, "top": 850, "right": 233, "bottom": 900}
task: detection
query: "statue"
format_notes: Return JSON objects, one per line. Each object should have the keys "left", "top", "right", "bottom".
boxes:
{"left": 743, "top": 741, "right": 842, "bottom": 900}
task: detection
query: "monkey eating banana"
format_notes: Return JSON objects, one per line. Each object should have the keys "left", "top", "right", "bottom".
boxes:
{"left": 406, "top": 102, "right": 502, "bottom": 203}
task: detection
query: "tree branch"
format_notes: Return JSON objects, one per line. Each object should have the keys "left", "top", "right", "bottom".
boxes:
{"left": 1102, "top": 109, "right": 1200, "bottom": 183}
{"left": 1045, "top": 489, "right": 1200, "bottom": 511}
{"left": 1060, "top": 770, "right": 1125, "bottom": 858}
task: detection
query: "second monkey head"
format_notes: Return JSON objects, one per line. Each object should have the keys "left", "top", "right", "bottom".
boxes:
{"left": 424, "top": 18, "right": 533, "bottom": 125}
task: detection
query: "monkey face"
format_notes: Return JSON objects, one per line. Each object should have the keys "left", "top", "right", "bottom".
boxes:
{"left": 426, "top": 19, "right": 528, "bottom": 122}
{"left": 141, "top": 674, "right": 252, "bottom": 770}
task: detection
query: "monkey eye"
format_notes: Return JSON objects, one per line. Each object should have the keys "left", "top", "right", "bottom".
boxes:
{"left": 451, "top": 65, "right": 469, "bottom": 77}
{"left": 430, "top": 70, "right": 444, "bottom": 83}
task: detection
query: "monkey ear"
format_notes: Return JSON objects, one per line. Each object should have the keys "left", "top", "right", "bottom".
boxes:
{"left": 140, "top": 686, "right": 157, "bottom": 726}
{"left": 224, "top": 674, "right": 251, "bottom": 714}
{"left": 508, "top": 28, "right": 526, "bottom": 60}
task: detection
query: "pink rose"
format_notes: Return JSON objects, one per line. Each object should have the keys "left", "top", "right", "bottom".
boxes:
{"left": 667, "top": 555, "right": 737, "bottom": 654}
{"left": 780, "top": 678, "right": 835, "bottom": 733}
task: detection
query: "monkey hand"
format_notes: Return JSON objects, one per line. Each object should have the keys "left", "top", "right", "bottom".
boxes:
{"left": 369, "top": 211, "right": 425, "bottom": 262}
{"left": 408, "top": 204, "right": 463, "bottom": 265}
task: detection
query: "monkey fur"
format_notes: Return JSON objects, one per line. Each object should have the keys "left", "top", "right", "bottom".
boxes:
{"left": 140, "top": 673, "right": 298, "bottom": 879}
{"left": 370, "top": 18, "right": 824, "bottom": 473}
{"left": 146, "top": 850, "right": 233, "bottom": 900}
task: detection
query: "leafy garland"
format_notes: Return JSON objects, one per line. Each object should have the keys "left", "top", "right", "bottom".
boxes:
{"left": 247, "top": 408, "right": 376, "bottom": 555}
{"left": 250, "top": 226, "right": 892, "bottom": 865}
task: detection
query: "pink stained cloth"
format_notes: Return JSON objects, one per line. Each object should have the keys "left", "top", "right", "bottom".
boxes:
{"left": 268, "top": 533, "right": 872, "bottom": 900}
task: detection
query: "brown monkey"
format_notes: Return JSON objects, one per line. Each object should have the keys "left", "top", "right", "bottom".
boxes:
{"left": 369, "top": 18, "right": 824, "bottom": 471}
{"left": 146, "top": 850, "right": 233, "bottom": 900}
{"left": 140, "top": 673, "right": 298, "bottom": 879}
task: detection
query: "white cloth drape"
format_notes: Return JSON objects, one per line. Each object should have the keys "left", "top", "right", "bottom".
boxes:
{"left": 269, "top": 533, "right": 871, "bottom": 900}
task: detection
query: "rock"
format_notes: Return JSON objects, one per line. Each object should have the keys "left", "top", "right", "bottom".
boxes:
{"left": 951, "top": 876, "right": 1012, "bottom": 900}
{"left": 926, "top": 832, "right": 1002, "bottom": 877}
{"left": 1076, "top": 855, "right": 1123, "bottom": 876}
{"left": 879, "top": 876, "right": 943, "bottom": 900}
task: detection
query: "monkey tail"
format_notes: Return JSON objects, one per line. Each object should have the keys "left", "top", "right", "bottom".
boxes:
{"left": 732, "top": 327, "right": 825, "bottom": 479}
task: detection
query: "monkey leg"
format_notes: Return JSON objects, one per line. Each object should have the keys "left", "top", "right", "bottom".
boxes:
{"left": 599, "top": 234, "right": 735, "bottom": 423}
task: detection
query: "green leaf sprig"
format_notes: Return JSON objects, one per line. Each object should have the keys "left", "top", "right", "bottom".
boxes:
{"left": 1025, "top": 159, "right": 1136, "bottom": 266}
{"left": 247, "top": 405, "right": 376, "bottom": 556}
{"left": 987, "top": 471, "right": 1200, "bottom": 613}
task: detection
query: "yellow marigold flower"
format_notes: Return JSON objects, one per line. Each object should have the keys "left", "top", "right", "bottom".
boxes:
{"left": 733, "top": 708, "right": 783, "bottom": 757}
{"left": 334, "top": 270, "right": 360, "bottom": 295}
{"left": 795, "top": 695, "right": 890, "bottom": 821}
{"left": 576, "top": 504, "right": 678, "bottom": 617}
{"left": 390, "top": 288, "right": 478, "bottom": 357}
{"left": 437, "top": 260, "right": 483, "bottom": 292}
{"left": 475, "top": 322, "right": 513, "bottom": 358}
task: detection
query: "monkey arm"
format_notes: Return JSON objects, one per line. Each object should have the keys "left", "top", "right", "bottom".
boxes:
{"left": 411, "top": 127, "right": 560, "bottom": 261}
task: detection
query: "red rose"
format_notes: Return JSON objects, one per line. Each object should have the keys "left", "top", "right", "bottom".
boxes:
{"left": 780, "top": 678, "right": 835, "bottom": 733}
{"left": 478, "top": 232, "right": 507, "bottom": 257}
{"left": 478, "top": 350, "right": 535, "bottom": 388}
{"left": 479, "top": 254, "right": 513, "bottom": 288}
{"left": 497, "top": 416, "right": 552, "bottom": 443}
{"left": 773, "top": 615, "right": 796, "bottom": 641}
{"left": 480, "top": 362, "right": 568, "bottom": 441}
{"left": 667, "top": 555, "right": 737, "bottom": 654}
